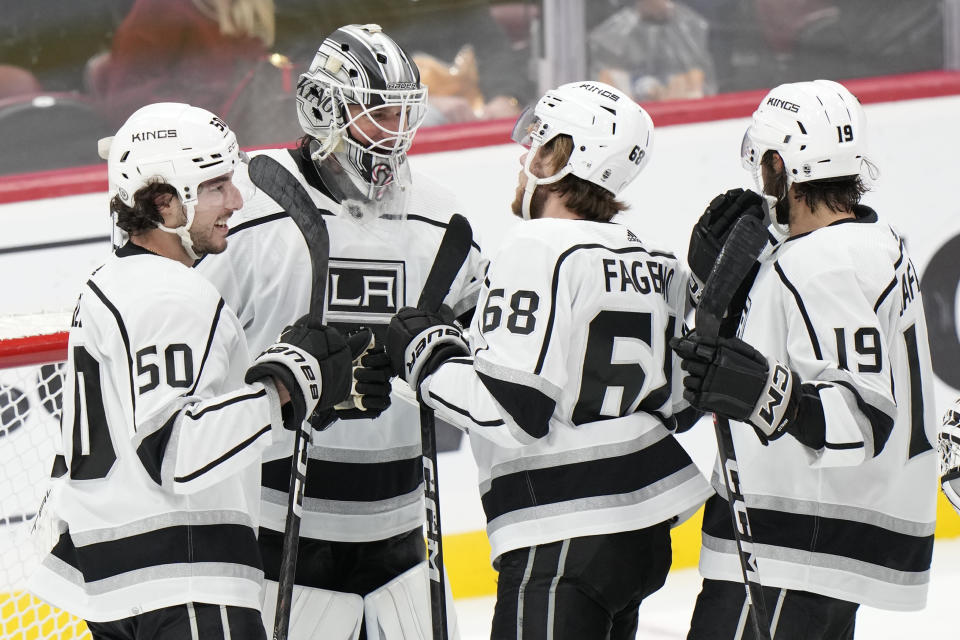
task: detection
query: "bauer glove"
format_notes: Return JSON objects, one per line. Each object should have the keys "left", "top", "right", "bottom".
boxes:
{"left": 245, "top": 315, "right": 353, "bottom": 429}
{"left": 386, "top": 306, "right": 469, "bottom": 395}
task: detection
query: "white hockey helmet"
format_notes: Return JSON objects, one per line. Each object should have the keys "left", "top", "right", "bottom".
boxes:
{"left": 511, "top": 80, "right": 654, "bottom": 219}
{"left": 101, "top": 102, "right": 244, "bottom": 258}
{"left": 295, "top": 24, "right": 427, "bottom": 194}
{"left": 741, "top": 79, "right": 867, "bottom": 187}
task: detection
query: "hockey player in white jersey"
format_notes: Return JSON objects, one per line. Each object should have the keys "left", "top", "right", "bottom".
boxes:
{"left": 26, "top": 103, "right": 374, "bottom": 639}
{"left": 386, "top": 80, "right": 713, "bottom": 640}
{"left": 195, "top": 24, "right": 483, "bottom": 639}
{"left": 672, "top": 80, "right": 939, "bottom": 638}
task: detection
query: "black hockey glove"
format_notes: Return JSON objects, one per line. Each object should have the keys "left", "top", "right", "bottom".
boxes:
{"left": 687, "top": 189, "right": 764, "bottom": 305}
{"left": 670, "top": 333, "right": 800, "bottom": 445}
{"left": 387, "top": 306, "right": 469, "bottom": 394}
{"left": 332, "top": 328, "right": 393, "bottom": 420}
{"left": 245, "top": 315, "right": 353, "bottom": 429}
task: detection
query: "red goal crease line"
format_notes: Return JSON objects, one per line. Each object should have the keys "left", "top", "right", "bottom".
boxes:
{"left": 1, "top": 71, "right": 958, "bottom": 206}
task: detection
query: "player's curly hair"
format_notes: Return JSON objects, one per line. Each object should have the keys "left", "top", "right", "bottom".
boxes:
{"left": 540, "top": 135, "right": 629, "bottom": 222}
{"left": 762, "top": 150, "right": 868, "bottom": 214}
{"left": 111, "top": 180, "right": 178, "bottom": 235}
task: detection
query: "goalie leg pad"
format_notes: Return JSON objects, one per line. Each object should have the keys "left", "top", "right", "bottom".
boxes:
{"left": 939, "top": 408, "right": 960, "bottom": 515}
{"left": 261, "top": 579, "right": 364, "bottom": 639}
{"left": 362, "top": 561, "right": 461, "bottom": 640}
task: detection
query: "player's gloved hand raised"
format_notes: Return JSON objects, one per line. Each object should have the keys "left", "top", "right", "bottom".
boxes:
{"left": 687, "top": 189, "right": 764, "bottom": 304}
{"left": 670, "top": 333, "right": 800, "bottom": 445}
{"left": 245, "top": 315, "right": 353, "bottom": 429}
{"left": 333, "top": 328, "right": 393, "bottom": 420}
{"left": 387, "top": 306, "right": 469, "bottom": 394}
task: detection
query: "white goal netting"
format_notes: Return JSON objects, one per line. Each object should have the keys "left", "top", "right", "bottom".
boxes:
{"left": 1, "top": 314, "right": 90, "bottom": 639}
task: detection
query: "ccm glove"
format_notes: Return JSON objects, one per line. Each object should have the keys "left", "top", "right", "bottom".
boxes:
{"left": 245, "top": 315, "right": 353, "bottom": 428}
{"left": 332, "top": 328, "right": 393, "bottom": 420}
{"left": 670, "top": 333, "right": 800, "bottom": 444}
{"left": 387, "top": 306, "right": 469, "bottom": 393}
{"left": 687, "top": 188, "right": 764, "bottom": 303}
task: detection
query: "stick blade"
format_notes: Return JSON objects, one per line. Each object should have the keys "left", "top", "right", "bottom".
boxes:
{"left": 696, "top": 214, "right": 768, "bottom": 338}
{"left": 418, "top": 213, "right": 474, "bottom": 313}
{"left": 248, "top": 153, "right": 330, "bottom": 317}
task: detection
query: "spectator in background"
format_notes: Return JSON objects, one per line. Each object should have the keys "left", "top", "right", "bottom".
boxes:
{"left": 589, "top": 0, "right": 717, "bottom": 102}
{"left": 97, "top": 0, "right": 282, "bottom": 134}
{"left": 0, "top": 1, "right": 129, "bottom": 93}
{"left": 0, "top": 65, "right": 42, "bottom": 101}
{"left": 273, "top": 0, "right": 533, "bottom": 124}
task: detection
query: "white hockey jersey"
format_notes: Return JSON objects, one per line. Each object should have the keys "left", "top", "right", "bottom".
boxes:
{"left": 422, "top": 218, "right": 713, "bottom": 562}
{"left": 196, "top": 148, "right": 485, "bottom": 542}
{"left": 698, "top": 208, "right": 938, "bottom": 611}
{"left": 28, "top": 243, "right": 283, "bottom": 622}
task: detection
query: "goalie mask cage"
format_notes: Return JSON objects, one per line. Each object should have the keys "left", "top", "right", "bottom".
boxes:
{"left": 0, "top": 315, "right": 90, "bottom": 639}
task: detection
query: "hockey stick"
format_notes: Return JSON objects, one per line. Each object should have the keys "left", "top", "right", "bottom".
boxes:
{"left": 416, "top": 213, "right": 474, "bottom": 640}
{"left": 248, "top": 154, "right": 329, "bottom": 640}
{"left": 694, "top": 214, "right": 772, "bottom": 640}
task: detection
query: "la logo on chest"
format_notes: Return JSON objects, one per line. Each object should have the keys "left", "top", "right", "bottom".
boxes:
{"left": 326, "top": 258, "right": 406, "bottom": 325}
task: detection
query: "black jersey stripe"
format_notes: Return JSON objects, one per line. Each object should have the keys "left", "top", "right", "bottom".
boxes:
{"left": 137, "top": 390, "right": 270, "bottom": 486}
{"left": 226, "top": 212, "right": 289, "bottom": 237}
{"left": 874, "top": 276, "right": 898, "bottom": 313}
{"left": 261, "top": 454, "right": 422, "bottom": 502}
{"left": 829, "top": 378, "right": 894, "bottom": 455}
{"left": 773, "top": 261, "right": 822, "bottom": 359}
{"left": 406, "top": 214, "right": 482, "bottom": 252}
{"left": 824, "top": 441, "right": 865, "bottom": 450}
{"left": 428, "top": 390, "right": 505, "bottom": 427}
{"left": 534, "top": 244, "right": 676, "bottom": 375}
{"left": 174, "top": 424, "right": 271, "bottom": 484}
{"left": 137, "top": 412, "right": 178, "bottom": 485}
{"left": 87, "top": 279, "right": 137, "bottom": 421}
{"left": 50, "top": 522, "right": 262, "bottom": 582}
{"left": 480, "top": 434, "right": 693, "bottom": 522}
{"left": 477, "top": 371, "right": 554, "bottom": 439}
{"left": 893, "top": 235, "right": 905, "bottom": 269}
{"left": 187, "top": 297, "right": 226, "bottom": 395}
{"left": 903, "top": 324, "right": 933, "bottom": 459}
{"left": 186, "top": 388, "right": 267, "bottom": 420}
{"left": 701, "top": 494, "right": 933, "bottom": 574}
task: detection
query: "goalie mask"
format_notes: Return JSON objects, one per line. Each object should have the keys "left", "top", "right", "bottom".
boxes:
{"left": 511, "top": 81, "right": 654, "bottom": 220}
{"left": 296, "top": 24, "right": 428, "bottom": 225}
{"left": 741, "top": 79, "right": 868, "bottom": 226}
{"left": 101, "top": 102, "right": 250, "bottom": 259}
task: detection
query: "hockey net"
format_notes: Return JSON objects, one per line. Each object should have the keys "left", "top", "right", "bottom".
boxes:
{"left": 0, "top": 314, "right": 90, "bottom": 639}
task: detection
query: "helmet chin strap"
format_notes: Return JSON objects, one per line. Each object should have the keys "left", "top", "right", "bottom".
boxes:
{"left": 157, "top": 201, "right": 201, "bottom": 261}
{"left": 520, "top": 148, "right": 572, "bottom": 220}
{"left": 309, "top": 134, "right": 341, "bottom": 163}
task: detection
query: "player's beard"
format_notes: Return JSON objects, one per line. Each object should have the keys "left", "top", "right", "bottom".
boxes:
{"left": 187, "top": 212, "right": 229, "bottom": 257}
{"left": 761, "top": 155, "right": 791, "bottom": 226}
{"left": 510, "top": 181, "right": 549, "bottom": 219}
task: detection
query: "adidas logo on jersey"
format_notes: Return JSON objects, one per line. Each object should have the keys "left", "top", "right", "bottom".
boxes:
{"left": 626, "top": 230, "right": 640, "bottom": 243}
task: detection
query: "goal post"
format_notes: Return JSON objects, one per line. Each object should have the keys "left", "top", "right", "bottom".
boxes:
{"left": 0, "top": 319, "right": 90, "bottom": 639}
